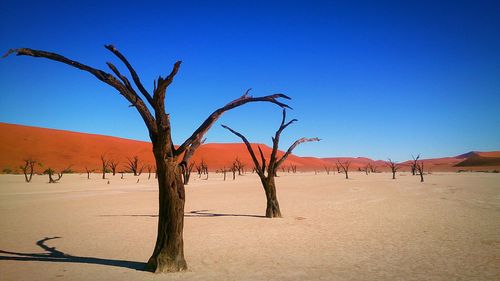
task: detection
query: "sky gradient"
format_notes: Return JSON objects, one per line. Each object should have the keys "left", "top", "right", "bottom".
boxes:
{"left": 1, "top": 0, "right": 499, "bottom": 161}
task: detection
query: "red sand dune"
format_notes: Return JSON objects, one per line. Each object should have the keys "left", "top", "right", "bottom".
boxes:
{"left": 0, "top": 123, "right": 329, "bottom": 173}
{"left": 1, "top": 122, "right": 498, "bottom": 173}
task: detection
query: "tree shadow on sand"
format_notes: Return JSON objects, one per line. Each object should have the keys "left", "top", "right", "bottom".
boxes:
{"left": 0, "top": 237, "right": 146, "bottom": 271}
{"left": 99, "top": 210, "right": 266, "bottom": 218}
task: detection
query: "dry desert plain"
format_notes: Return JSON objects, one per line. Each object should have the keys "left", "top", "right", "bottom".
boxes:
{"left": 0, "top": 171, "right": 499, "bottom": 281}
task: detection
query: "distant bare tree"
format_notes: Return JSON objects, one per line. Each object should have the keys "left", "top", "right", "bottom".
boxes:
{"left": 291, "top": 165, "right": 297, "bottom": 173}
{"left": 234, "top": 157, "right": 245, "bottom": 175}
{"left": 416, "top": 160, "right": 425, "bottom": 182}
{"left": 181, "top": 162, "right": 195, "bottom": 185}
{"left": 337, "top": 160, "right": 351, "bottom": 179}
{"left": 100, "top": 154, "right": 110, "bottom": 179}
{"left": 324, "top": 166, "right": 331, "bottom": 175}
{"left": 369, "top": 163, "right": 378, "bottom": 173}
{"left": 362, "top": 164, "right": 369, "bottom": 175}
{"left": 335, "top": 163, "right": 341, "bottom": 173}
{"left": 147, "top": 165, "right": 153, "bottom": 180}
{"left": 126, "top": 156, "right": 142, "bottom": 176}
{"left": 386, "top": 158, "right": 400, "bottom": 179}
{"left": 411, "top": 154, "right": 420, "bottom": 176}
{"left": 84, "top": 167, "right": 94, "bottom": 179}
{"left": 223, "top": 109, "right": 319, "bottom": 217}
{"left": 109, "top": 159, "right": 119, "bottom": 176}
{"left": 20, "top": 159, "right": 37, "bottom": 183}
{"left": 45, "top": 168, "right": 64, "bottom": 183}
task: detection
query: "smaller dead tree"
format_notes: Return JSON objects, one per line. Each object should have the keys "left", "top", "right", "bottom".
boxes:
{"left": 231, "top": 161, "right": 237, "bottom": 180}
{"left": 324, "top": 166, "right": 331, "bottom": 175}
{"left": 369, "top": 163, "right": 378, "bottom": 173}
{"left": 201, "top": 161, "right": 208, "bottom": 180}
{"left": 223, "top": 109, "right": 319, "bottom": 218}
{"left": 363, "top": 164, "right": 370, "bottom": 175}
{"left": 411, "top": 154, "right": 420, "bottom": 176}
{"left": 147, "top": 165, "right": 153, "bottom": 180}
{"left": 45, "top": 168, "right": 64, "bottom": 183}
{"left": 126, "top": 156, "right": 142, "bottom": 176}
{"left": 386, "top": 158, "right": 400, "bottom": 179}
{"left": 20, "top": 159, "right": 37, "bottom": 183}
{"left": 291, "top": 165, "right": 297, "bottom": 173}
{"left": 337, "top": 160, "right": 351, "bottom": 179}
{"left": 109, "top": 159, "right": 119, "bottom": 176}
{"left": 85, "top": 167, "right": 94, "bottom": 179}
{"left": 234, "top": 157, "right": 245, "bottom": 175}
{"left": 181, "top": 162, "right": 195, "bottom": 185}
{"left": 100, "top": 154, "right": 110, "bottom": 179}
{"left": 416, "top": 160, "right": 425, "bottom": 182}
{"left": 335, "top": 163, "right": 341, "bottom": 173}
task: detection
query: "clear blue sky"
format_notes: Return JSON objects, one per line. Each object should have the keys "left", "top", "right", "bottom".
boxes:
{"left": 1, "top": 0, "right": 499, "bottom": 161}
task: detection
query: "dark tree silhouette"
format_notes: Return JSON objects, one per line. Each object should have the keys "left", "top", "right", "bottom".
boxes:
{"left": 324, "top": 166, "right": 331, "bottom": 175}
{"left": 84, "top": 167, "right": 94, "bottom": 180}
{"left": 416, "top": 160, "right": 425, "bottom": 182}
{"left": 231, "top": 162, "right": 237, "bottom": 180}
{"left": 234, "top": 157, "right": 245, "bottom": 175}
{"left": 109, "top": 160, "right": 119, "bottom": 176}
{"left": 44, "top": 168, "right": 64, "bottom": 183}
{"left": 369, "top": 163, "right": 378, "bottom": 173}
{"left": 386, "top": 158, "right": 400, "bottom": 179}
{"left": 337, "top": 160, "right": 351, "bottom": 179}
{"left": 100, "top": 154, "right": 109, "bottom": 179}
{"left": 335, "top": 163, "right": 341, "bottom": 173}
{"left": 4, "top": 45, "right": 290, "bottom": 272}
{"left": 362, "top": 164, "right": 369, "bottom": 175}
{"left": 20, "top": 159, "right": 37, "bottom": 183}
{"left": 411, "top": 154, "right": 420, "bottom": 176}
{"left": 223, "top": 109, "right": 319, "bottom": 218}
{"left": 125, "top": 156, "right": 143, "bottom": 176}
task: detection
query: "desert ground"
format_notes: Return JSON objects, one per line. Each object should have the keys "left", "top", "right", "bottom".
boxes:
{"left": 0, "top": 172, "right": 499, "bottom": 281}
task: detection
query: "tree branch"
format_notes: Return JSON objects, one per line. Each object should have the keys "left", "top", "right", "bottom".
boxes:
{"left": 221, "top": 125, "right": 264, "bottom": 176}
{"left": 176, "top": 89, "right": 292, "bottom": 157}
{"left": 275, "top": 137, "right": 320, "bottom": 169}
{"left": 104, "top": 44, "right": 154, "bottom": 106}
{"left": 4, "top": 47, "right": 157, "bottom": 135}
{"left": 269, "top": 109, "right": 297, "bottom": 170}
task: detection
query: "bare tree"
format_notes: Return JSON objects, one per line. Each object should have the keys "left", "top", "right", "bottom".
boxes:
{"left": 181, "top": 162, "right": 194, "bottom": 185}
{"left": 20, "top": 159, "right": 37, "bottom": 183}
{"left": 411, "top": 154, "right": 420, "bottom": 176}
{"left": 234, "top": 157, "right": 245, "bottom": 175}
{"left": 337, "top": 160, "right": 351, "bottom": 179}
{"left": 416, "top": 160, "right": 425, "bottom": 182}
{"left": 386, "top": 158, "right": 400, "bottom": 179}
{"left": 109, "top": 159, "right": 119, "bottom": 176}
{"left": 368, "top": 163, "right": 378, "bottom": 173}
{"left": 335, "top": 162, "right": 341, "bottom": 173}
{"left": 231, "top": 161, "right": 237, "bottom": 180}
{"left": 291, "top": 165, "right": 297, "bottom": 173}
{"left": 362, "top": 164, "right": 369, "bottom": 175}
{"left": 84, "top": 167, "right": 94, "bottom": 179}
{"left": 146, "top": 164, "right": 153, "bottom": 180}
{"left": 126, "top": 156, "right": 142, "bottom": 176}
{"left": 324, "top": 166, "right": 331, "bottom": 175}
{"left": 45, "top": 168, "right": 64, "bottom": 183}
{"left": 5, "top": 45, "right": 291, "bottom": 272}
{"left": 223, "top": 109, "right": 319, "bottom": 218}
{"left": 100, "top": 154, "right": 109, "bottom": 179}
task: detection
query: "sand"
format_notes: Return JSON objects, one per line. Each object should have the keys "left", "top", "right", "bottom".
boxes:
{"left": 0, "top": 172, "right": 499, "bottom": 280}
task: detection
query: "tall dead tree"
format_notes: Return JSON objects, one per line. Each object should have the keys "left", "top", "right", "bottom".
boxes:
{"left": 386, "top": 158, "right": 400, "bottom": 179}
{"left": 20, "top": 159, "right": 37, "bottom": 183}
{"left": 234, "top": 157, "right": 245, "bottom": 175}
{"left": 337, "top": 160, "right": 351, "bottom": 179}
{"left": 324, "top": 166, "right": 331, "bottom": 175}
{"left": 416, "top": 160, "right": 425, "bottom": 182}
{"left": 223, "top": 109, "right": 319, "bottom": 218}
{"left": 4, "top": 45, "right": 291, "bottom": 273}
{"left": 100, "top": 154, "right": 109, "bottom": 179}
{"left": 411, "top": 154, "right": 420, "bottom": 176}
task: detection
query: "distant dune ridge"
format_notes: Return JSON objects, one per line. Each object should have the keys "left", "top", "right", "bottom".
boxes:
{"left": 0, "top": 122, "right": 498, "bottom": 173}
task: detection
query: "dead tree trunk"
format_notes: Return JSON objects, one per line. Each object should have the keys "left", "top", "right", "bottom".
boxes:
{"left": 109, "top": 160, "right": 119, "bottom": 176}
{"left": 100, "top": 154, "right": 109, "bottom": 179}
{"left": 85, "top": 167, "right": 93, "bottom": 179}
{"left": 386, "top": 158, "right": 400, "bottom": 179}
{"left": 416, "top": 160, "right": 425, "bottom": 182}
{"left": 20, "top": 159, "right": 37, "bottom": 183}
{"left": 411, "top": 154, "right": 420, "bottom": 176}
{"left": 7, "top": 46, "right": 290, "bottom": 273}
{"left": 46, "top": 168, "right": 63, "bottom": 183}
{"left": 223, "top": 109, "right": 319, "bottom": 218}
{"left": 337, "top": 160, "right": 350, "bottom": 179}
